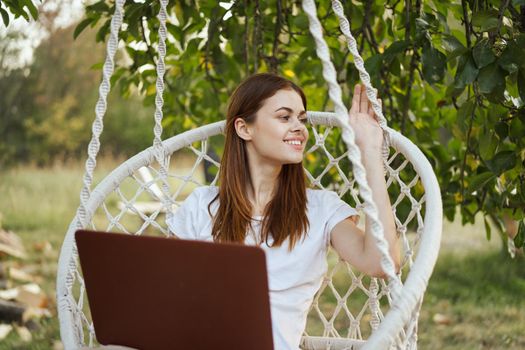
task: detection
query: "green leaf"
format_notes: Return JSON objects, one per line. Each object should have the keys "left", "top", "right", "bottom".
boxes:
{"left": 422, "top": 44, "right": 446, "bottom": 84}
{"left": 509, "top": 114, "right": 525, "bottom": 140}
{"left": 484, "top": 217, "right": 492, "bottom": 241}
{"left": 0, "top": 7, "right": 9, "bottom": 27}
{"left": 468, "top": 172, "right": 496, "bottom": 193}
{"left": 96, "top": 19, "right": 111, "bottom": 42}
{"left": 495, "top": 122, "right": 508, "bottom": 139}
{"left": 471, "top": 10, "right": 499, "bottom": 32}
{"left": 454, "top": 53, "right": 478, "bottom": 89}
{"left": 477, "top": 62, "right": 505, "bottom": 94}
{"left": 518, "top": 69, "right": 525, "bottom": 103}
{"left": 9, "top": 0, "right": 29, "bottom": 20}
{"left": 21, "top": 0, "right": 38, "bottom": 20}
{"left": 499, "top": 42, "right": 522, "bottom": 73}
{"left": 383, "top": 40, "right": 410, "bottom": 64}
{"left": 74, "top": 18, "right": 92, "bottom": 39}
{"left": 441, "top": 34, "right": 467, "bottom": 59}
{"left": 457, "top": 100, "right": 475, "bottom": 132}
{"left": 514, "top": 221, "right": 525, "bottom": 248}
{"left": 472, "top": 39, "right": 495, "bottom": 69}
{"left": 364, "top": 55, "right": 382, "bottom": 77}
{"left": 90, "top": 62, "right": 104, "bottom": 70}
{"left": 485, "top": 150, "right": 517, "bottom": 175}
{"left": 86, "top": 0, "right": 110, "bottom": 13}
{"left": 293, "top": 13, "right": 309, "bottom": 30}
{"left": 512, "top": 0, "right": 525, "bottom": 6}
{"left": 479, "top": 126, "right": 498, "bottom": 161}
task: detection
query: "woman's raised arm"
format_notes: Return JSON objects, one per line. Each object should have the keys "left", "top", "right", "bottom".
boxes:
{"left": 330, "top": 84, "right": 400, "bottom": 278}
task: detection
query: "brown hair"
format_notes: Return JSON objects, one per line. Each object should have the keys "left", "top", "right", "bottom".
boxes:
{"left": 208, "top": 73, "right": 309, "bottom": 250}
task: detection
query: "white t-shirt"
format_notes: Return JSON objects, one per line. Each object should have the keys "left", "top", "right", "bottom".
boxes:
{"left": 165, "top": 186, "right": 358, "bottom": 350}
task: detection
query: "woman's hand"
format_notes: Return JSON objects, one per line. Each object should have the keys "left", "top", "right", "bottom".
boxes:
{"left": 348, "top": 84, "right": 383, "bottom": 152}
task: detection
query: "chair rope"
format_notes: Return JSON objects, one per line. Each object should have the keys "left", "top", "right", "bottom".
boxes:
{"left": 77, "top": 0, "right": 125, "bottom": 229}
{"left": 301, "top": 0, "right": 402, "bottom": 297}
{"left": 151, "top": 0, "right": 174, "bottom": 215}
{"left": 330, "top": 0, "right": 390, "bottom": 161}
{"left": 57, "top": 0, "right": 126, "bottom": 347}
{"left": 328, "top": 3, "right": 424, "bottom": 346}
{"left": 57, "top": 114, "right": 439, "bottom": 349}
{"left": 330, "top": 3, "right": 423, "bottom": 346}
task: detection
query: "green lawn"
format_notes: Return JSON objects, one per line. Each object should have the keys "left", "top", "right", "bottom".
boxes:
{"left": 0, "top": 161, "right": 523, "bottom": 349}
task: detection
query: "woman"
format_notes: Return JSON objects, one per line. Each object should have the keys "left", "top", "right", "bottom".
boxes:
{"left": 166, "top": 73, "right": 400, "bottom": 350}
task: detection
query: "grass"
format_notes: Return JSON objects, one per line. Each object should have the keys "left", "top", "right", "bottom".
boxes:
{"left": 0, "top": 159, "right": 523, "bottom": 349}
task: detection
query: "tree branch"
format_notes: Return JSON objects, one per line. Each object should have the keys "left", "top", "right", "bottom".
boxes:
{"left": 204, "top": 11, "right": 222, "bottom": 102}
{"left": 401, "top": 50, "right": 419, "bottom": 133}
{"left": 243, "top": 0, "right": 250, "bottom": 76}
{"left": 404, "top": 0, "right": 411, "bottom": 42}
{"left": 496, "top": 0, "right": 511, "bottom": 37}
{"left": 459, "top": 91, "right": 477, "bottom": 205}
{"left": 140, "top": 18, "right": 157, "bottom": 68}
{"left": 461, "top": 0, "right": 472, "bottom": 48}
{"left": 268, "top": 0, "right": 283, "bottom": 73}
{"left": 252, "top": 0, "right": 261, "bottom": 73}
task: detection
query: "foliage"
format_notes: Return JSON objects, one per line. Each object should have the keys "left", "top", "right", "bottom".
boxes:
{"left": 74, "top": 0, "right": 525, "bottom": 246}
{"left": 0, "top": 0, "right": 40, "bottom": 26}
{"left": 0, "top": 23, "right": 155, "bottom": 166}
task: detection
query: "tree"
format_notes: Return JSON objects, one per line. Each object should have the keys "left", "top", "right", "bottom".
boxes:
{"left": 0, "top": 20, "right": 155, "bottom": 165}
{"left": 0, "top": 0, "right": 39, "bottom": 26}
{"left": 74, "top": 0, "right": 525, "bottom": 251}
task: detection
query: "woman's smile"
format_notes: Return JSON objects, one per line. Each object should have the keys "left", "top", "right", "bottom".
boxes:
{"left": 283, "top": 138, "right": 305, "bottom": 151}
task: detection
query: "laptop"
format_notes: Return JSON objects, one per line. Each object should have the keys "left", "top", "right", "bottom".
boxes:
{"left": 75, "top": 229, "right": 274, "bottom": 350}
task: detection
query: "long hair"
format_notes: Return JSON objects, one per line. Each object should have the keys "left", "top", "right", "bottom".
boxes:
{"left": 208, "top": 73, "right": 309, "bottom": 250}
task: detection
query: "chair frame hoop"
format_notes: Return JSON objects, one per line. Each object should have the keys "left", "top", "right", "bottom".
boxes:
{"left": 56, "top": 111, "right": 442, "bottom": 349}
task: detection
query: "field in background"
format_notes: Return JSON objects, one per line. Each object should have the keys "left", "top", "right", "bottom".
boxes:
{"left": 0, "top": 159, "right": 523, "bottom": 349}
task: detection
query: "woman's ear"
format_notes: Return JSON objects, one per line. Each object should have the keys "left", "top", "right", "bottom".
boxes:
{"left": 234, "top": 117, "right": 252, "bottom": 141}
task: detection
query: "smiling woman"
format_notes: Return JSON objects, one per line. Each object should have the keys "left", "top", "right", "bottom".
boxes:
{"left": 56, "top": 0, "right": 447, "bottom": 347}
{"left": 207, "top": 74, "right": 311, "bottom": 249}
{"left": 165, "top": 72, "right": 400, "bottom": 350}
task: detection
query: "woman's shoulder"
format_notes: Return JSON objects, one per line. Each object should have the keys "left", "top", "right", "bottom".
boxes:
{"left": 306, "top": 188, "right": 340, "bottom": 202}
{"left": 192, "top": 185, "right": 219, "bottom": 196}
{"left": 180, "top": 185, "right": 218, "bottom": 204}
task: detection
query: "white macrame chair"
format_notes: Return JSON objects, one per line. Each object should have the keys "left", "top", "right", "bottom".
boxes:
{"left": 56, "top": 0, "right": 443, "bottom": 349}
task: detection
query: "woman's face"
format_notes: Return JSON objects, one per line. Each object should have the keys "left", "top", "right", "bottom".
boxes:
{"left": 240, "top": 88, "right": 309, "bottom": 165}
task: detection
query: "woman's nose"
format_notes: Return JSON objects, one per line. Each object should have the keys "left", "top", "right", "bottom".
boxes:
{"left": 291, "top": 119, "right": 306, "bottom": 132}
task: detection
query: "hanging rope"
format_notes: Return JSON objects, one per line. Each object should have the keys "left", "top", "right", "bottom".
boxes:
{"left": 330, "top": 0, "right": 391, "bottom": 161}
{"left": 57, "top": 0, "right": 126, "bottom": 347}
{"left": 76, "top": 0, "right": 126, "bottom": 228}
{"left": 151, "top": 0, "right": 174, "bottom": 214}
{"left": 329, "top": 2, "right": 423, "bottom": 347}
{"left": 301, "top": 0, "right": 402, "bottom": 298}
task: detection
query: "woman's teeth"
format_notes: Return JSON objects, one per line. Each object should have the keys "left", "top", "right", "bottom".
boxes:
{"left": 284, "top": 140, "right": 301, "bottom": 145}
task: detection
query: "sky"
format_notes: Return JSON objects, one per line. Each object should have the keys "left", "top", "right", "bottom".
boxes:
{"left": 1, "top": 0, "right": 234, "bottom": 69}
{"left": 1, "top": 0, "right": 85, "bottom": 69}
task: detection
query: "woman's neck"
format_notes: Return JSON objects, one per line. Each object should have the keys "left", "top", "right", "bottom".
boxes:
{"left": 246, "top": 154, "right": 281, "bottom": 215}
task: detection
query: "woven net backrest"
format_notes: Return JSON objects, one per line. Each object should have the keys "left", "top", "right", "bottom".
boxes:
{"left": 59, "top": 113, "right": 431, "bottom": 349}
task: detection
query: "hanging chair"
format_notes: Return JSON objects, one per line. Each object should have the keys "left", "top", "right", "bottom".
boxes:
{"left": 56, "top": 0, "right": 443, "bottom": 349}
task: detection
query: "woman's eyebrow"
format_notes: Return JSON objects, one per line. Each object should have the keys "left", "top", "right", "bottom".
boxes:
{"left": 274, "top": 106, "right": 307, "bottom": 116}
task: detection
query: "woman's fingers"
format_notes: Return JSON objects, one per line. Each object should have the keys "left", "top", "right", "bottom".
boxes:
{"left": 368, "top": 97, "right": 374, "bottom": 116}
{"left": 352, "top": 84, "right": 381, "bottom": 119}
{"left": 359, "top": 84, "right": 368, "bottom": 113}
{"left": 350, "top": 84, "right": 360, "bottom": 115}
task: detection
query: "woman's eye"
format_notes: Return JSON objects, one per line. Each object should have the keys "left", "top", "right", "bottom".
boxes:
{"left": 280, "top": 116, "right": 290, "bottom": 120}
{"left": 300, "top": 118, "right": 308, "bottom": 124}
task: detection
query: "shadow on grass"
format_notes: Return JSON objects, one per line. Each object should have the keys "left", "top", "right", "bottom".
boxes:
{"left": 419, "top": 250, "right": 525, "bottom": 349}
{"left": 427, "top": 250, "right": 525, "bottom": 305}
